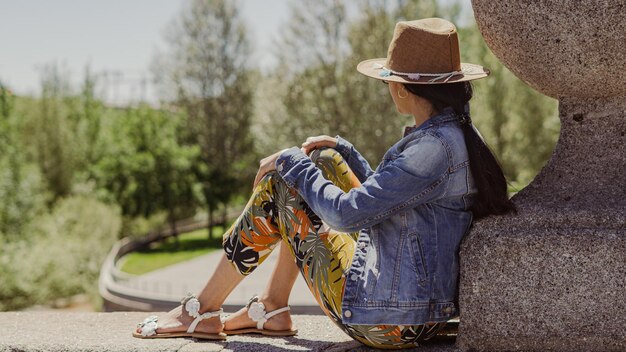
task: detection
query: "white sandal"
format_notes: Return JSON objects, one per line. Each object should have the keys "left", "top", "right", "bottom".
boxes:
{"left": 223, "top": 295, "right": 298, "bottom": 336}
{"left": 133, "top": 293, "right": 226, "bottom": 340}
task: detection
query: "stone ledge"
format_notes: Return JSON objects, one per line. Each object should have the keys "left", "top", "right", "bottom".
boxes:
{"left": 0, "top": 312, "right": 457, "bottom": 352}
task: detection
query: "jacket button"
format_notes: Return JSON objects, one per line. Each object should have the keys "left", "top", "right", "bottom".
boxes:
{"left": 344, "top": 310, "right": 352, "bottom": 318}
{"left": 350, "top": 274, "right": 358, "bottom": 281}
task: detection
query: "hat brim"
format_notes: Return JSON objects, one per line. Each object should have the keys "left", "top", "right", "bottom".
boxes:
{"left": 356, "top": 58, "right": 490, "bottom": 84}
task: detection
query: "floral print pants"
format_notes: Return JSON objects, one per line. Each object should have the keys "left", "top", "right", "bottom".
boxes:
{"left": 222, "top": 148, "right": 447, "bottom": 349}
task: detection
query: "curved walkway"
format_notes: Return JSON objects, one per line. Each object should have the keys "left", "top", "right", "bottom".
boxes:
{"left": 105, "top": 247, "right": 321, "bottom": 314}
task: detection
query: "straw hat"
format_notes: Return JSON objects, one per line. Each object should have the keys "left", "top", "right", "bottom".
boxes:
{"left": 357, "top": 18, "right": 489, "bottom": 84}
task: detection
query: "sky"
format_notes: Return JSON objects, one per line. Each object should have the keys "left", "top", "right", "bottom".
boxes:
{"left": 0, "top": 0, "right": 291, "bottom": 104}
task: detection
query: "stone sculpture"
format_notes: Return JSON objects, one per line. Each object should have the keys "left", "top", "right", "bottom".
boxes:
{"left": 459, "top": 1, "right": 625, "bottom": 351}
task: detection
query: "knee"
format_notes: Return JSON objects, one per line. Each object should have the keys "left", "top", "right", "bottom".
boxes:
{"left": 255, "top": 170, "right": 281, "bottom": 190}
{"left": 310, "top": 147, "right": 342, "bottom": 165}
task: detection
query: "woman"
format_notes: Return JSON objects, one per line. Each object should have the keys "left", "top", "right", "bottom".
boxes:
{"left": 134, "top": 18, "right": 515, "bottom": 349}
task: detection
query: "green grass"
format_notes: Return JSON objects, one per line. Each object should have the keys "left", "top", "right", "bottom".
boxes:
{"left": 118, "top": 225, "right": 229, "bottom": 275}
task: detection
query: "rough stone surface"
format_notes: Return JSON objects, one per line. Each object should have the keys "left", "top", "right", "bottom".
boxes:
{"left": 458, "top": 219, "right": 625, "bottom": 352}
{"left": 460, "top": 2, "right": 625, "bottom": 350}
{"left": 504, "top": 96, "right": 625, "bottom": 216}
{"left": 0, "top": 312, "right": 458, "bottom": 352}
{"left": 457, "top": 99, "right": 626, "bottom": 351}
{"left": 471, "top": 0, "right": 626, "bottom": 98}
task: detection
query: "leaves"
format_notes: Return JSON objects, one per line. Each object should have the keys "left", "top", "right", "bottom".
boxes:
{"left": 0, "top": 196, "right": 121, "bottom": 311}
{"left": 93, "top": 105, "right": 200, "bottom": 220}
{"left": 154, "top": 0, "right": 258, "bottom": 232}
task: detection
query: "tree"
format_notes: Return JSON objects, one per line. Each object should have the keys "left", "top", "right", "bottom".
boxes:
{"left": 273, "top": 0, "right": 350, "bottom": 145}
{"left": 339, "top": 0, "right": 443, "bottom": 161}
{"left": 30, "top": 63, "right": 77, "bottom": 201}
{"left": 270, "top": 0, "right": 442, "bottom": 163}
{"left": 154, "top": 0, "right": 256, "bottom": 238}
{"left": 20, "top": 64, "right": 117, "bottom": 204}
{"left": 0, "top": 82, "right": 45, "bottom": 240}
{"left": 0, "top": 81, "right": 13, "bottom": 119}
{"left": 93, "top": 105, "right": 200, "bottom": 238}
{"left": 74, "top": 66, "right": 107, "bottom": 170}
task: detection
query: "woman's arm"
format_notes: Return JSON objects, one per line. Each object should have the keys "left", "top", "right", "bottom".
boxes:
{"left": 300, "top": 134, "right": 374, "bottom": 183}
{"left": 276, "top": 134, "right": 450, "bottom": 233}
{"left": 333, "top": 135, "right": 375, "bottom": 183}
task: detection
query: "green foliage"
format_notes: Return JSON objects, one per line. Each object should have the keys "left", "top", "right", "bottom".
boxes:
{"left": 0, "top": 75, "right": 202, "bottom": 310}
{"left": 27, "top": 64, "right": 78, "bottom": 200}
{"left": 0, "top": 82, "right": 14, "bottom": 119}
{"left": 271, "top": 0, "right": 447, "bottom": 162}
{"left": 271, "top": 0, "right": 352, "bottom": 152}
{"left": 0, "top": 157, "right": 46, "bottom": 239}
{"left": 0, "top": 196, "right": 121, "bottom": 311}
{"left": 154, "top": 0, "right": 257, "bottom": 236}
{"left": 120, "top": 212, "right": 169, "bottom": 241}
{"left": 93, "top": 105, "right": 200, "bottom": 231}
{"left": 17, "top": 64, "right": 111, "bottom": 203}
{"left": 0, "top": 84, "right": 48, "bottom": 239}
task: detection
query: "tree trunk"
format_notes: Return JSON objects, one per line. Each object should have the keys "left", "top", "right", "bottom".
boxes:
{"left": 221, "top": 204, "right": 227, "bottom": 226}
{"left": 169, "top": 212, "right": 179, "bottom": 248}
{"left": 207, "top": 205, "right": 214, "bottom": 239}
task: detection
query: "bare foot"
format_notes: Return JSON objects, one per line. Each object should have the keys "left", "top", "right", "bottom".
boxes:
{"left": 223, "top": 299, "right": 294, "bottom": 332}
{"left": 135, "top": 304, "right": 223, "bottom": 336}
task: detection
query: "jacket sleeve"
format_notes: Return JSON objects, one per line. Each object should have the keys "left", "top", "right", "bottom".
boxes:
{"left": 333, "top": 135, "right": 375, "bottom": 183}
{"left": 275, "top": 134, "right": 450, "bottom": 233}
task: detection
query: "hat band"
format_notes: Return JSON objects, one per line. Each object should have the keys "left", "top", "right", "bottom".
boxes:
{"left": 373, "top": 63, "right": 466, "bottom": 83}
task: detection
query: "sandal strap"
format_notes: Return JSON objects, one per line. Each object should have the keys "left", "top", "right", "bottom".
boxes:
{"left": 265, "top": 306, "right": 290, "bottom": 320}
{"left": 257, "top": 306, "right": 290, "bottom": 330}
{"left": 187, "top": 309, "right": 223, "bottom": 333}
{"left": 181, "top": 293, "right": 223, "bottom": 333}
{"left": 246, "top": 295, "right": 290, "bottom": 330}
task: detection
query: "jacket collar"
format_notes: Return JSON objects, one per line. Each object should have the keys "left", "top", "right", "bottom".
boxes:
{"left": 403, "top": 107, "right": 458, "bottom": 137}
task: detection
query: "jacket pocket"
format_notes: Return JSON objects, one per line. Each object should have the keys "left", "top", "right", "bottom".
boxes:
{"left": 408, "top": 232, "right": 429, "bottom": 285}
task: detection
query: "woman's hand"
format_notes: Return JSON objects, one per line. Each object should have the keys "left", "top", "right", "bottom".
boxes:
{"left": 301, "top": 135, "right": 337, "bottom": 155}
{"left": 253, "top": 148, "right": 289, "bottom": 189}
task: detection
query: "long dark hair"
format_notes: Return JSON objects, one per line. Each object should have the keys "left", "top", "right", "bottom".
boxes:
{"left": 405, "top": 82, "right": 516, "bottom": 220}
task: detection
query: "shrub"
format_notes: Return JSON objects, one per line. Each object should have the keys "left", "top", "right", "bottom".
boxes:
{"left": 0, "top": 195, "right": 121, "bottom": 310}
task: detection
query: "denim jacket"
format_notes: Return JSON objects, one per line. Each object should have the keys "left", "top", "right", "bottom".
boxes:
{"left": 276, "top": 108, "right": 476, "bottom": 325}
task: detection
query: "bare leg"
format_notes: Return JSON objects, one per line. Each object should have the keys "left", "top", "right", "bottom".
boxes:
{"left": 196, "top": 254, "right": 246, "bottom": 309}
{"left": 140, "top": 171, "right": 298, "bottom": 336}
{"left": 150, "top": 240, "right": 298, "bottom": 335}
{"left": 223, "top": 241, "right": 299, "bottom": 331}
{"left": 136, "top": 148, "right": 351, "bottom": 337}
{"left": 150, "top": 253, "right": 246, "bottom": 335}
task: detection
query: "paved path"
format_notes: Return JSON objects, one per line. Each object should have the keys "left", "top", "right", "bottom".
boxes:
{"left": 125, "top": 247, "right": 321, "bottom": 313}
{"left": 0, "top": 312, "right": 458, "bottom": 352}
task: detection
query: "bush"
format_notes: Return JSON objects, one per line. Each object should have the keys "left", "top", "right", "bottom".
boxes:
{"left": 120, "top": 211, "right": 168, "bottom": 240}
{"left": 0, "top": 195, "right": 121, "bottom": 311}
